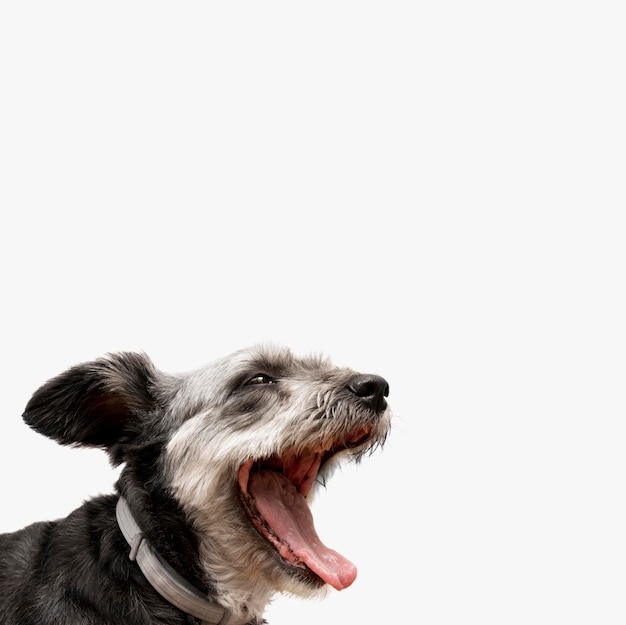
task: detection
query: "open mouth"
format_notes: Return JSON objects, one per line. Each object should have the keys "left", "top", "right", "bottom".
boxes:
{"left": 237, "top": 425, "right": 372, "bottom": 591}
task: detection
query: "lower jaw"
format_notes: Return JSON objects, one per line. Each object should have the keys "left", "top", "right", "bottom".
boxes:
{"left": 237, "top": 485, "right": 325, "bottom": 589}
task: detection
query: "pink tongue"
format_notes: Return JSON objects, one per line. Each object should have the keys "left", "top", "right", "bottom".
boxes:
{"left": 248, "top": 470, "right": 357, "bottom": 590}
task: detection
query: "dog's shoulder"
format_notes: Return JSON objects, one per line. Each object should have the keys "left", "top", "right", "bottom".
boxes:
{"left": 0, "top": 518, "right": 55, "bottom": 571}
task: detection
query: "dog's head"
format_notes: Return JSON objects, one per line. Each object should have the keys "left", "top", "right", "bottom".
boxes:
{"left": 22, "top": 345, "right": 391, "bottom": 616}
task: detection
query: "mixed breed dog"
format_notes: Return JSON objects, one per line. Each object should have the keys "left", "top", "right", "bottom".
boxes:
{"left": 0, "top": 345, "right": 391, "bottom": 624}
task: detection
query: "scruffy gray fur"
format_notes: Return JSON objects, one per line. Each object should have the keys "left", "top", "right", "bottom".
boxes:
{"left": 0, "top": 345, "right": 391, "bottom": 624}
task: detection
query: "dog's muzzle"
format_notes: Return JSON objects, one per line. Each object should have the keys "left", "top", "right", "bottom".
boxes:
{"left": 237, "top": 373, "right": 390, "bottom": 591}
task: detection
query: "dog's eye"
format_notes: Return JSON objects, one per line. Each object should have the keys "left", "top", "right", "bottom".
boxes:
{"left": 245, "top": 374, "right": 275, "bottom": 386}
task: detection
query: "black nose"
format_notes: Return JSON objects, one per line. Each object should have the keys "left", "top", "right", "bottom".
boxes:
{"left": 347, "top": 374, "right": 390, "bottom": 413}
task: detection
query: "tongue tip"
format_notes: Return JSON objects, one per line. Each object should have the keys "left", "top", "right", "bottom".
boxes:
{"left": 310, "top": 555, "right": 358, "bottom": 591}
{"left": 328, "top": 567, "right": 358, "bottom": 591}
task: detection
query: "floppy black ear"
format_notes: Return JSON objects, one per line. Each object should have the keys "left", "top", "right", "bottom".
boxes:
{"left": 22, "top": 352, "right": 160, "bottom": 463}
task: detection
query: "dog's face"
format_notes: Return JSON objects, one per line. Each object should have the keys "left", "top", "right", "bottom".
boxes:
{"left": 22, "top": 345, "right": 391, "bottom": 619}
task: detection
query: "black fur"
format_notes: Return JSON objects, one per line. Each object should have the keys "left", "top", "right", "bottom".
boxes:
{"left": 22, "top": 353, "right": 161, "bottom": 464}
{"left": 1, "top": 354, "right": 217, "bottom": 625}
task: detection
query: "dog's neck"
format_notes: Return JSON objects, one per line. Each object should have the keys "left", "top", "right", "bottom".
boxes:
{"left": 116, "top": 496, "right": 250, "bottom": 625}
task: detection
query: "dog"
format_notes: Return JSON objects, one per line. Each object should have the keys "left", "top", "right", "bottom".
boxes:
{"left": 0, "top": 345, "right": 391, "bottom": 625}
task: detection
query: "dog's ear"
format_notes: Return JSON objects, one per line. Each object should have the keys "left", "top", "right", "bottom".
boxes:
{"left": 22, "top": 352, "right": 160, "bottom": 463}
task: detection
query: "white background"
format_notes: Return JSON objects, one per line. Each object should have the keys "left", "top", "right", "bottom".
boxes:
{"left": 1, "top": 2, "right": 624, "bottom": 623}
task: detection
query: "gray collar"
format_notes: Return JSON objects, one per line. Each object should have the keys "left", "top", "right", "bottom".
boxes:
{"left": 116, "top": 496, "right": 249, "bottom": 625}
